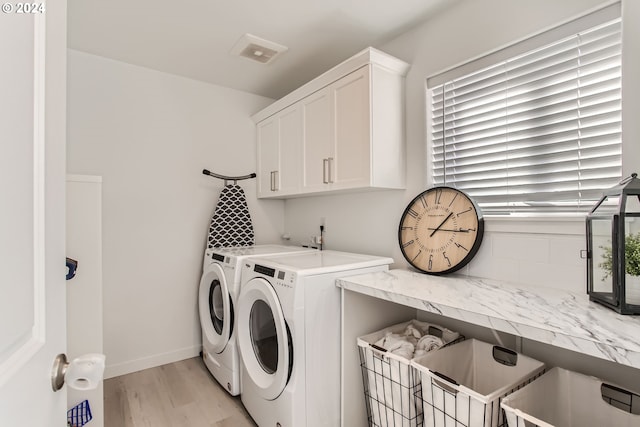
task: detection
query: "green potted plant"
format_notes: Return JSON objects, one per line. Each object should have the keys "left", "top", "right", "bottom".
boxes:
{"left": 599, "top": 232, "right": 640, "bottom": 280}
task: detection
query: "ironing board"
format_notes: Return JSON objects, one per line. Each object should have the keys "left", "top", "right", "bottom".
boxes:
{"left": 207, "top": 184, "right": 255, "bottom": 248}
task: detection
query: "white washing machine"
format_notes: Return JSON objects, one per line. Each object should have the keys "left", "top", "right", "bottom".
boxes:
{"left": 198, "top": 244, "right": 315, "bottom": 396}
{"left": 236, "top": 250, "right": 393, "bottom": 427}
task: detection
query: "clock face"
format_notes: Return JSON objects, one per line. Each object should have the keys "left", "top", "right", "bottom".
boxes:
{"left": 398, "top": 187, "right": 484, "bottom": 274}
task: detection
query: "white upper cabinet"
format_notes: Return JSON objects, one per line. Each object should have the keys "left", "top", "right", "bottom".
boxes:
{"left": 301, "top": 85, "right": 333, "bottom": 192}
{"left": 253, "top": 47, "right": 409, "bottom": 199}
{"left": 256, "top": 103, "right": 303, "bottom": 197}
{"left": 256, "top": 116, "right": 279, "bottom": 196}
{"left": 330, "top": 65, "right": 370, "bottom": 190}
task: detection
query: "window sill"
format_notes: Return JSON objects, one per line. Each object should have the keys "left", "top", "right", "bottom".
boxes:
{"left": 484, "top": 213, "right": 586, "bottom": 235}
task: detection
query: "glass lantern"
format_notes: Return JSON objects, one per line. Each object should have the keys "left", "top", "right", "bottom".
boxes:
{"left": 587, "top": 173, "right": 640, "bottom": 314}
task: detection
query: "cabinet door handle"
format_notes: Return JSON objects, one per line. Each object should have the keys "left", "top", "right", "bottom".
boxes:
{"left": 270, "top": 171, "right": 276, "bottom": 191}
{"left": 327, "top": 157, "right": 334, "bottom": 183}
{"left": 323, "top": 158, "right": 329, "bottom": 184}
{"left": 273, "top": 170, "right": 279, "bottom": 191}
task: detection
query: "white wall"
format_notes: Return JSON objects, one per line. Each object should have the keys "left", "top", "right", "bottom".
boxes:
{"left": 67, "top": 50, "right": 283, "bottom": 377}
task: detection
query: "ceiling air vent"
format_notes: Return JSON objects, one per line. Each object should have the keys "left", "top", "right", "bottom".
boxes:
{"left": 230, "top": 33, "right": 288, "bottom": 64}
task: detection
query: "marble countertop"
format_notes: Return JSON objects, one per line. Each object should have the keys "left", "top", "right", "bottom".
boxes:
{"left": 337, "top": 269, "right": 640, "bottom": 370}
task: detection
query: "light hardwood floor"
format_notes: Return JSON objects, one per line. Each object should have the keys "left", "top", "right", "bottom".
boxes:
{"left": 104, "top": 357, "right": 257, "bottom": 427}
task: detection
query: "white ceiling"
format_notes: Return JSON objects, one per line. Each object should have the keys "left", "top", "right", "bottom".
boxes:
{"left": 67, "top": 0, "right": 454, "bottom": 99}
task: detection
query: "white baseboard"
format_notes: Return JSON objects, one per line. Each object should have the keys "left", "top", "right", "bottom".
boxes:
{"left": 104, "top": 345, "right": 201, "bottom": 379}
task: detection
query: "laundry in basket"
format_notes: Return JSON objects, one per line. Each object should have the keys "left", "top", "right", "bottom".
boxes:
{"left": 501, "top": 367, "right": 640, "bottom": 427}
{"left": 411, "top": 339, "right": 545, "bottom": 427}
{"left": 358, "top": 319, "right": 462, "bottom": 427}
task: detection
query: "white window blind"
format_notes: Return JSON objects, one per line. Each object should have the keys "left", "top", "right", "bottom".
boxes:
{"left": 429, "top": 6, "right": 622, "bottom": 213}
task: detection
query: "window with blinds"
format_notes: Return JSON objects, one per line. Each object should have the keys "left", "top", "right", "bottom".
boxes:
{"left": 429, "top": 7, "right": 622, "bottom": 213}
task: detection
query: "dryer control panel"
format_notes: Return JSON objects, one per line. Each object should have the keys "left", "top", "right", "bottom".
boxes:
{"left": 250, "top": 263, "right": 296, "bottom": 289}
{"left": 253, "top": 264, "right": 275, "bottom": 277}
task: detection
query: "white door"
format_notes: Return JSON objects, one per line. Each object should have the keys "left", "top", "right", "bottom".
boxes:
{"left": 0, "top": 1, "right": 68, "bottom": 425}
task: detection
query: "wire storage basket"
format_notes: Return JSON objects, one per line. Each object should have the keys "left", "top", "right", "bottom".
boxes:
{"left": 412, "top": 339, "right": 545, "bottom": 427}
{"left": 501, "top": 367, "right": 640, "bottom": 427}
{"left": 67, "top": 399, "right": 92, "bottom": 427}
{"left": 358, "top": 319, "right": 463, "bottom": 427}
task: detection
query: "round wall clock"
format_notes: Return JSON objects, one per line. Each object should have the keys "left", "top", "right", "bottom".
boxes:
{"left": 398, "top": 186, "right": 484, "bottom": 275}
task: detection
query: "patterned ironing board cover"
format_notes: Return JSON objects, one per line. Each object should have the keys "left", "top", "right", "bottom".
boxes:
{"left": 207, "top": 184, "right": 255, "bottom": 248}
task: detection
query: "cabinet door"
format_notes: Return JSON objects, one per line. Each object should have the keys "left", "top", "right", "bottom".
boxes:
{"left": 302, "top": 88, "right": 333, "bottom": 192}
{"left": 257, "top": 105, "right": 302, "bottom": 198}
{"left": 256, "top": 117, "right": 279, "bottom": 197}
{"left": 278, "top": 105, "right": 302, "bottom": 195}
{"left": 332, "top": 66, "right": 371, "bottom": 189}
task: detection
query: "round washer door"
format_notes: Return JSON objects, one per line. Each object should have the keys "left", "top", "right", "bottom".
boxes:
{"left": 198, "top": 262, "right": 232, "bottom": 353}
{"left": 237, "top": 277, "right": 290, "bottom": 400}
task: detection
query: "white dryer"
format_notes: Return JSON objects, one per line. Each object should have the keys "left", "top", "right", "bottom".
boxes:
{"left": 198, "top": 244, "right": 315, "bottom": 396}
{"left": 236, "top": 250, "right": 393, "bottom": 427}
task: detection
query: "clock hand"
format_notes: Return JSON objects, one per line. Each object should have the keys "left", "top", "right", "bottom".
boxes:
{"left": 427, "top": 228, "right": 471, "bottom": 233}
{"left": 429, "top": 212, "right": 453, "bottom": 237}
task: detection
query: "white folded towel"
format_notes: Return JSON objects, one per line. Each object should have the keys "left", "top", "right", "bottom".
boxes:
{"left": 413, "top": 334, "right": 444, "bottom": 358}
{"left": 375, "top": 332, "right": 415, "bottom": 359}
{"left": 403, "top": 323, "right": 423, "bottom": 343}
